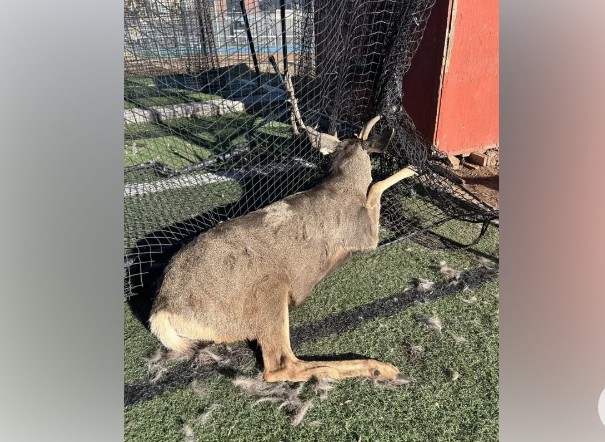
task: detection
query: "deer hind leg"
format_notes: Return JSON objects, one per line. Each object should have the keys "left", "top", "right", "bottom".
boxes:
{"left": 266, "top": 357, "right": 401, "bottom": 382}
{"left": 260, "top": 287, "right": 400, "bottom": 382}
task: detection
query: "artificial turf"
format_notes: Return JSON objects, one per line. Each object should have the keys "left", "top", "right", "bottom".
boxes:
{"left": 124, "top": 222, "right": 499, "bottom": 442}
{"left": 123, "top": 86, "right": 499, "bottom": 441}
{"left": 124, "top": 76, "right": 221, "bottom": 109}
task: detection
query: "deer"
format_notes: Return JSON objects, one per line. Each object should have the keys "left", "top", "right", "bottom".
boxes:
{"left": 149, "top": 67, "right": 417, "bottom": 383}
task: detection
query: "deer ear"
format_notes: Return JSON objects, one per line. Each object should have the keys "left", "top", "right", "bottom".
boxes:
{"left": 364, "top": 128, "right": 394, "bottom": 153}
{"left": 305, "top": 127, "right": 341, "bottom": 155}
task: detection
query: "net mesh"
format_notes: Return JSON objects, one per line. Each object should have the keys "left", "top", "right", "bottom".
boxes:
{"left": 124, "top": 0, "right": 499, "bottom": 297}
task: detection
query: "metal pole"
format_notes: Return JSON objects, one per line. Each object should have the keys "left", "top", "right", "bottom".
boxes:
{"left": 279, "top": 0, "right": 288, "bottom": 74}
{"left": 240, "top": 0, "right": 262, "bottom": 86}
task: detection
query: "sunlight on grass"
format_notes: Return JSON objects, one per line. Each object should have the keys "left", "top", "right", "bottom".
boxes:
{"left": 125, "top": 136, "right": 214, "bottom": 169}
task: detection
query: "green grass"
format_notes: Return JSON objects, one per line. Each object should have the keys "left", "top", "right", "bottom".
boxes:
{"left": 124, "top": 76, "right": 221, "bottom": 109}
{"left": 125, "top": 136, "right": 215, "bottom": 169}
{"left": 124, "top": 224, "right": 499, "bottom": 441}
{"left": 124, "top": 91, "right": 222, "bottom": 109}
{"left": 124, "top": 180, "right": 243, "bottom": 249}
{"left": 124, "top": 115, "right": 294, "bottom": 172}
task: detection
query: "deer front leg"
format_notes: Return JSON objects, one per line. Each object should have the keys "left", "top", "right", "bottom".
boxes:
{"left": 259, "top": 286, "right": 399, "bottom": 382}
{"left": 366, "top": 166, "right": 417, "bottom": 210}
{"left": 364, "top": 166, "right": 417, "bottom": 245}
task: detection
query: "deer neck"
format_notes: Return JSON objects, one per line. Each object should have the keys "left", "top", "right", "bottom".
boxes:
{"left": 323, "top": 170, "right": 371, "bottom": 199}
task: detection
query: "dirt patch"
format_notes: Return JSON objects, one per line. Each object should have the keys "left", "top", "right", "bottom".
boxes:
{"left": 455, "top": 148, "right": 499, "bottom": 210}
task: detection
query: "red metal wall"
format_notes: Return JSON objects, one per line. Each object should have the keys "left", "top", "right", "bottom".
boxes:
{"left": 403, "top": 0, "right": 499, "bottom": 155}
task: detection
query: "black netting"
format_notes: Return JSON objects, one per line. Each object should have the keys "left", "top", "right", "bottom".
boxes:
{"left": 124, "top": 0, "right": 499, "bottom": 297}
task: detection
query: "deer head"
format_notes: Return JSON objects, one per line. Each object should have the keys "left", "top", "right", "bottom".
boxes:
{"left": 302, "top": 116, "right": 395, "bottom": 194}
{"left": 268, "top": 56, "right": 394, "bottom": 160}
{"left": 304, "top": 115, "right": 395, "bottom": 156}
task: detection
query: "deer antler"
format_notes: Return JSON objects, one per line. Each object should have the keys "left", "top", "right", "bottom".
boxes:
{"left": 269, "top": 56, "right": 340, "bottom": 154}
{"left": 359, "top": 115, "right": 381, "bottom": 141}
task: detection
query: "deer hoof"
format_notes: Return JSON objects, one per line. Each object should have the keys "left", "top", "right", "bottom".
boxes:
{"left": 369, "top": 361, "right": 399, "bottom": 380}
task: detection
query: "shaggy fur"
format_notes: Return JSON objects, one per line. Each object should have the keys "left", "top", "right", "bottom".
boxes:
{"left": 291, "top": 401, "right": 313, "bottom": 427}
{"left": 146, "top": 348, "right": 168, "bottom": 383}
{"left": 415, "top": 278, "right": 435, "bottom": 293}
{"left": 417, "top": 314, "right": 443, "bottom": 333}
{"left": 233, "top": 374, "right": 291, "bottom": 398}
{"left": 196, "top": 404, "right": 220, "bottom": 424}
{"left": 313, "top": 377, "right": 337, "bottom": 401}
{"left": 196, "top": 348, "right": 227, "bottom": 365}
{"left": 450, "top": 334, "right": 468, "bottom": 345}
{"left": 232, "top": 370, "right": 407, "bottom": 426}
{"left": 438, "top": 260, "right": 461, "bottom": 280}
{"left": 190, "top": 380, "right": 205, "bottom": 398}
{"left": 406, "top": 344, "right": 425, "bottom": 362}
{"left": 447, "top": 369, "right": 461, "bottom": 382}
{"left": 182, "top": 424, "right": 195, "bottom": 442}
{"left": 233, "top": 374, "right": 312, "bottom": 425}
{"left": 478, "top": 256, "right": 497, "bottom": 269}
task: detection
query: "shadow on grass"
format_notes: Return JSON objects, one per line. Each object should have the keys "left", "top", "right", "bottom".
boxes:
{"left": 377, "top": 180, "right": 499, "bottom": 263}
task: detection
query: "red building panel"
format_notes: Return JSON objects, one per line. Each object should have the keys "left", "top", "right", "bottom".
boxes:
{"left": 403, "top": 0, "right": 499, "bottom": 155}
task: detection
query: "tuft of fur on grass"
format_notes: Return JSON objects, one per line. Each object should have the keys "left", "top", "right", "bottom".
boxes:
{"left": 253, "top": 397, "right": 283, "bottom": 406}
{"left": 370, "top": 379, "right": 406, "bottom": 390}
{"left": 146, "top": 348, "right": 170, "bottom": 383}
{"left": 145, "top": 348, "right": 164, "bottom": 371}
{"left": 309, "top": 420, "right": 322, "bottom": 427}
{"left": 405, "top": 344, "right": 424, "bottom": 362}
{"left": 417, "top": 314, "right": 443, "bottom": 333}
{"left": 233, "top": 374, "right": 289, "bottom": 398}
{"left": 450, "top": 334, "right": 467, "bottom": 345}
{"left": 233, "top": 374, "right": 319, "bottom": 425}
{"left": 415, "top": 278, "right": 435, "bottom": 293}
{"left": 196, "top": 404, "right": 221, "bottom": 425}
{"left": 391, "top": 374, "right": 411, "bottom": 385}
{"left": 462, "top": 295, "right": 478, "bottom": 304}
{"left": 182, "top": 423, "right": 195, "bottom": 442}
{"left": 446, "top": 369, "right": 460, "bottom": 382}
{"left": 279, "top": 382, "right": 307, "bottom": 412}
{"left": 149, "top": 366, "right": 168, "bottom": 383}
{"left": 147, "top": 347, "right": 164, "bottom": 365}
{"left": 362, "top": 373, "right": 411, "bottom": 390}
{"left": 291, "top": 400, "right": 313, "bottom": 427}
{"left": 478, "top": 256, "right": 497, "bottom": 269}
{"left": 190, "top": 380, "right": 205, "bottom": 399}
{"left": 164, "top": 349, "right": 195, "bottom": 362}
{"left": 197, "top": 348, "right": 228, "bottom": 366}
{"left": 312, "top": 376, "right": 337, "bottom": 401}
{"left": 438, "top": 260, "right": 461, "bottom": 280}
